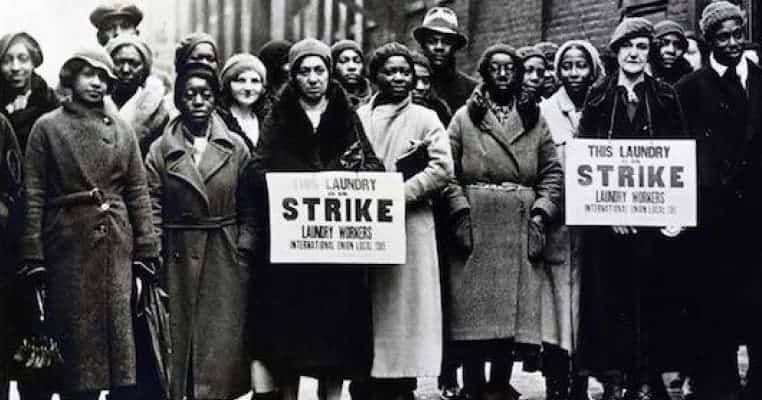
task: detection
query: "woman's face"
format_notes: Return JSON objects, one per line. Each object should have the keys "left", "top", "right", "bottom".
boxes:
{"left": 188, "top": 43, "right": 219, "bottom": 70}
{"left": 1, "top": 40, "right": 34, "bottom": 91}
{"left": 230, "top": 69, "right": 264, "bottom": 107}
{"left": 179, "top": 76, "right": 215, "bottom": 126}
{"left": 485, "top": 52, "right": 516, "bottom": 96}
{"left": 335, "top": 49, "right": 363, "bottom": 86}
{"left": 657, "top": 33, "right": 686, "bottom": 69}
{"left": 522, "top": 56, "right": 546, "bottom": 97}
{"left": 617, "top": 37, "right": 650, "bottom": 77}
{"left": 558, "top": 47, "right": 593, "bottom": 97}
{"left": 71, "top": 65, "right": 109, "bottom": 106}
{"left": 684, "top": 38, "right": 702, "bottom": 71}
{"left": 375, "top": 55, "right": 413, "bottom": 102}
{"left": 294, "top": 56, "right": 329, "bottom": 104}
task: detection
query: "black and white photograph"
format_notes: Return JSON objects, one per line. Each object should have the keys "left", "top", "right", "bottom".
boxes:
{"left": 0, "top": 1, "right": 760, "bottom": 400}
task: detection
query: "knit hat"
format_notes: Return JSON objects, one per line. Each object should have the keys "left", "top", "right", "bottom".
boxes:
{"left": 174, "top": 61, "right": 220, "bottom": 110}
{"left": 61, "top": 46, "right": 117, "bottom": 82}
{"left": 0, "top": 32, "right": 43, "bottom": 67}
{"left": 535, "top": 41, "right": 560, "bottom": 64}
{"left": 412, "top": 7, "right": 468, "bottom": 50}
{"left": 89, "top": 0, "right": 143, "bottom": 29}
{"left": 477, "top": 43, "right": 522, "bottom": 83}
{"left": 517, "top": 45, "right": 546, "bottom": 65}
{"left": 220, "top": 53, "right": 267, "bottom": 91}
{"left": 259, "top": 39, "right": 292, "bottom": 85}
{"left": 411, "top": 50, "right": 432, "bottom": 71}
{"left": 654, "top": 20, "right": 688, "bottom": 49}
{"left": 106, "top": 34, "right": 153, "bottom": 71}
{"left": 699, "top": 1, "right": 745, "bottom": 37}
{"left": 554, "top": 39, "right": 606, "bottom": 83}
{"left": 175, "top": 32, "right": 218, "bottom": 71}
{"left": 288, "top": 38, "right": 332, "bottom": 73}
{"left": 331, "top": 39, "right": 364, "bottom": 64}
{"left": 609, "top": 17, "right": 654, "bottom": 52}
{"left": 367, "top": 42, "right": 414, "bottom": 83}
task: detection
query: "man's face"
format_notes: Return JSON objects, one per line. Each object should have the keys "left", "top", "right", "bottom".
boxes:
{"left": 72, "top": 65, "right": 109, "bottom": 106}
{"left": 710, "top": 18, "right": 745, "bottom": 67}
{"left": 658, "top": 33, "right": 687, "bottom": 69}
{"left": 188, "top": 43, "right": 219, "bottom": 71}
{"left": 294, "top": 56, "right": 329, "bottom": 104}
{"left": 617, "top": 37, "right": 650, "bottom": 76}
{"left": 422, "top": 32, "right": 456, "bottom": 68}
{"left": 112, "top": 44, "right": 145, "bottom": 89}
{"left": 375, "top": 55, "right": 413, "bottom": 102}
{"left": 179, "top": 76, "right": 215, "bottom": 126}
{"left": 96, "top": 16, "right": 138, "bottom": 46}
{"left": 412, "top": 63, "right": 431, "bottom": 103}
{"left": 0, "top": 41, "right": 34, "bottom": 91}
{"left": 335, "top": 49, "right": 363, "bottom": 86}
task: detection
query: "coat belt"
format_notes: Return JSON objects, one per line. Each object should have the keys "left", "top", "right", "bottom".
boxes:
{"left": 47, "top": 188, "right": 121, "bottom": 209}
{"left": 163, "top": 214, "right": 237, "bottom": 230}
{"left": 467, "top": 182, "right": 532, "bottom": 192}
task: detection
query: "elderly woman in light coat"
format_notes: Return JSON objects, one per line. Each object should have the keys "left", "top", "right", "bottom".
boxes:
{"left": 356, "top": 42, "right": 453, "bottom": 400}
{"left": 445, "top": 43, "right": 563, "bottom": 400}
{"left": 539, "top": 39, "right": 604, "bottom": 400}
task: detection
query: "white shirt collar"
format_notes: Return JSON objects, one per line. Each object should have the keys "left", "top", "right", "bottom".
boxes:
{"left": 711, "top": 53, "right": 748, "bottom": 89}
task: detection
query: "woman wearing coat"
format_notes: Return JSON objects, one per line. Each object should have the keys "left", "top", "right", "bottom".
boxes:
{"left": 539, "top": 40, "right": 604, "bottom": 400}
{"left": 238, "top": 38, "right": 383, "bottom": 400}
{"left": 19, "top": 47, "right": 159, "bottom": 400}
{"left": 216, "top": 53, "right": 274, "bottom": 154}
{"left": 355, "top": 42, "right": 453, "bottom": 400}
{"left": 445, "top": 43, "right": 563, "bottom": 400}
{"left": 576, "top": 18, "right": 687, "bottom": 400}
{"left": 0, "top": 31, "right": 59, "bottom": 151}
{"left": 145, "top": 62, "right": 251, "bottom": 400}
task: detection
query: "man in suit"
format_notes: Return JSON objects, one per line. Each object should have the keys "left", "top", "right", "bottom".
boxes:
{"left": 675, "top": 2, "right": 762, "bottom": 399}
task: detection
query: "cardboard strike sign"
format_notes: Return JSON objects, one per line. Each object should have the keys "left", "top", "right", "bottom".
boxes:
{"left": 266, "top": 172, "right": 406, "bottom": 264}
{"left": 565, "top": 139, "right": 697, "bottom": 227}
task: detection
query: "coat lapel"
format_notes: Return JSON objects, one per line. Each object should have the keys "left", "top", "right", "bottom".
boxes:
{"left": 480, "top": 106, "right": 521, "bottom": 172}
{"left": 163, "top": 120, "right": 210, "bottom": 207}
{"left": 197, "top": 115, "right": 234, "bottom": 183}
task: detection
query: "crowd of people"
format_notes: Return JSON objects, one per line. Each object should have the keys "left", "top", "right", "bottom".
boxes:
{"left": 0, "top": 1, "right": 760, "bottom": 400}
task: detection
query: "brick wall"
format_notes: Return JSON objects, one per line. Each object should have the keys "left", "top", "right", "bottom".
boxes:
{"left": 364, "top": 0, "right": 706, "bottom": 76}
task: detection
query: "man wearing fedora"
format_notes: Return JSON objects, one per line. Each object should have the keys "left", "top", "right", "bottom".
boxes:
{"left": 89, "top": 0, "right": 143, "bottom": 47}
{"left": 413, "top": 7, "right": 478, "bottom": 112}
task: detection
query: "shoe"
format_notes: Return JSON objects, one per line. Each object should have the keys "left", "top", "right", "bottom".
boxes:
{"left": 440, "top": 386, "right": 462, "bottom": 400}
{"left": 570, "top": 376, "right": 591, "bottom": 400}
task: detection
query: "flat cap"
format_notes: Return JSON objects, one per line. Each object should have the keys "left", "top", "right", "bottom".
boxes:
{"left": 90, "top": 0, "right": 143, "bottom": 29}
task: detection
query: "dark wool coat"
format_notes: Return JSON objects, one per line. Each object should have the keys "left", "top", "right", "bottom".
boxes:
{"left": 0, "top": 114, "right": 21, "bottom": 384}
{"left": 577, "top": 73, "right": 688, "bottom": 374}
{"left": 431, "top": 63, "right": 479, "bottom": 112}
{"left": 675, "top": 61, "right": 762, "bottom": 349}
{"left": 0, "top": 73, "right": 59, "bottom": 151}
{"left": 444, "top": 85, "right": 563, "bottom": 350}
{"left": 238, "top": 82, "right": 383, "bottom": 376}
{"left": 20, "top": 100, "right": 159, "bottom": 392}
{"left": 145, "top": 114, "right": 251, "bottom": 400}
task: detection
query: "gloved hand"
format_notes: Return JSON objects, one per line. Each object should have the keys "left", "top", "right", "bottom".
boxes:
{"left": 527, "top": 214, "right": 546, "bottom": 263}
{"left": 450, "top": 209, "right": 473, "bottom": 256}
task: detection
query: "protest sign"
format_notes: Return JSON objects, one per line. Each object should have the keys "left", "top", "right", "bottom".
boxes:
{"left": 266, "top": 171, "right": 406, "bottom": 264}
{"left": 565, "top": 138, "right": 696, "bottom": 227}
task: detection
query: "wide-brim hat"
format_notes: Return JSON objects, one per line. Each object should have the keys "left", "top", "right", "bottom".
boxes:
{"left": 63, "top": 47, "right": 118, "bottom": 81}
{"left": 412, "top": 7, "right": 468, "bottom": 50}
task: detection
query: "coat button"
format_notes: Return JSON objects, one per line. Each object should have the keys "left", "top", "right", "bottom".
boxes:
{"left": 103, "top": 117, "right": 111, "bottom": 125}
